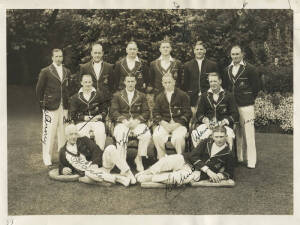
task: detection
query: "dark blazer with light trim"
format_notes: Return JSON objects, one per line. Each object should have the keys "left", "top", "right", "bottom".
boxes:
{"left": 58, "top": 136, "right": 103, "bottom": 175}
{"left": 110, "top": 89, "right": 150, "bottom": 123}
{"left": 195, "top": 90, "right": 238, "bottom": 127}
{"left": 183, "top": 58, "right": 219, "bottom": 107}
{"left": 152, "top": 88, "right": 192, "bottom": 127}
{"left": 223, "top": 61, "right": 261, "bottom": 107}
{"left": 69, "top": 89, "right": 110, "bottom": 124}
{"left": 149, "top": 58, "right": 183, "bottom": 93}
{"left": 183, "top": 138, "right": 234, "bottom": 180}
{"left": 114, "top": 57, "right": 149, "bottom": 92}
{"left": 79, "top": 60, "right": 114, "bottom": 95}
{"left": 36, "top": 64, "right": 71, "bottom": 110}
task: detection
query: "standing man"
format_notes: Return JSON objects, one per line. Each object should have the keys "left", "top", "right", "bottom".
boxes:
{"left": 152, "top": 74, "right": 192, "bottom": 159}
{"left": 223, "top": 45, "right": 261, "bottom": 169}
{"left": 148, "top": 39, "right": 183, "bottom": 95}
{"left": 110, "top": 74, "right": 152, "bottom": 172}
{"left": 36, "top": 48, "right": 71, "bottom": 168}
{"left": 79, "top": 42, "right": 114, "bottom": 97}
{"left": 183, "top": 41, "right": 219, "bottom": 115}
{"left": 114, "top": 41, "right": 149, "bottom": 93}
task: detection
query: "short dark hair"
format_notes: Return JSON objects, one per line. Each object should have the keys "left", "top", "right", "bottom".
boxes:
{"left": 81, "top": 73, "right": 93, "bottom": 81}
{"left": 91, "top": 42, "right": 103, "bottom": 51}
{"left": 159, "top": 37, "right": 172, "bottom": 47}
{"left": 127, "top": 41, "right": 138, "bottom": 48}
{"left": 231, "top": 45, "right": 244, "bottom": 53}
{"left": 124, "top": 74, "right": 136, "bottom": 80}
{"left": 52, "top": 48, "right": 62, "bottom": 56}
{"left": 194, "top": 41, "right": 207, "bottom": 49}
{"left": 212, "top": 125, "right": 227, "bottom": 135}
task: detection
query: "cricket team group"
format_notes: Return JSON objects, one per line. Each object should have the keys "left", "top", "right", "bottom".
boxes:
{"left": 35, "top": 39, "right": 261, "bottom": 187}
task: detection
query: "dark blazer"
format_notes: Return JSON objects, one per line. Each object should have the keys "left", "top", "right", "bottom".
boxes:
{"left": 149, "top": 58, "right": 183, "bottom": 93}
{"left": 152, "top": 88, "right": 192, "bottom": 127}
{"left": 58, "top": 136, "right": 103, "bottom": 175}
{"left": 183, "top": 138, "right": 234, "bottom": 180}
{"left": 36, "top": 64, "right": 71, "bottom": 110}
{"left": 223, "top": 61, "right": 261, "bottom": 107}
{"left": 110, "top": 89, "right": 150, "bottom": 123}
{"left": 69, "top": 89, "right": 110, "bottom": 124}
{"left": 196, "top": 89, "right": 238, "bottom": 127}
{"left": 114, "top": 57, "right": 149, "bottom": 92}
{"left": 183, "top": 58, "right": 219, "bottom": 107}
{"left": 79, "top": 60, "right": 114, "bottom": 96}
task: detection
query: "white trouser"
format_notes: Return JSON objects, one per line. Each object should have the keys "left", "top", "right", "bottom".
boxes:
{"left": 76, "top": 121, "right": 106, "bottom": 150}
{"left": 41, "top": 104, "right": 68, "bottom": 166}
{"left": 236, "top": 105, "right": 256, "bottom": 167}
{"left": 102, "top": 145, "right": 131, "bottom": 174}
{"left": 153, "top": 125, "right": 187, "bottom": 159}
{"left": 191, "top": 124, "right": 235, "bottom": 148}
{"left": 149, "top": 154, "right": 186, "bottom": 174}
{"left": 113, "top": 123, "right": 151, "bottom": 159}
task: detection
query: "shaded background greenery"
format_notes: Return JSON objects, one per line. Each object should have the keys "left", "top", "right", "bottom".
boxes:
{"left": 7, "top": 9, "right": 293, "bottom": 93}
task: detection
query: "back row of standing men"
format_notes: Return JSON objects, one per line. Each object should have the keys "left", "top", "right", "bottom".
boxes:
{"left": 36, "top": 39, "right": 261, "bottom": 174}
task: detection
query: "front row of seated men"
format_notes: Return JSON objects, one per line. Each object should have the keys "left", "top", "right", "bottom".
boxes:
{"left": 60, "top": 71, "right": 238, "bottom": 186}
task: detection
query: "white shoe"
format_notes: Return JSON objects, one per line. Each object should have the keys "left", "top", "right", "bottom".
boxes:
{"left": 115, "top": 175, "right": 131, "bottom": 187}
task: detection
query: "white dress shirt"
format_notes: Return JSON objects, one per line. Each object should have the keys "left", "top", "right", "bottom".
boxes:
{"left": 53, "top": 63, "right": 63, "bottom": 80}
{"left": 207, "top": 87, "right": 225, "bottom": 102}
{"left": 126, "top": 90, "right": 135, "bottom": 105}
{"left": 201, "top": 142, "right": 227, "bottom": 173}
{"left": 165, "top": 90, "right": 174, "bottom": 103}
{"left": 159, "top": 55, "right": 174, "bottom": 71}
{"left": 126, "top": 56, "right": 139, "bottom": 71}
{"left": 229, "top": 60, "right": 245, "bottom": 76}
{"left": 196, "top": 58, "right": 204, "bottom": 74}
{"left": 78, "top": 87, "right": 96, "bottom": 101}
{"left": 93, "top": 61, "right": 102, "bottom": 80}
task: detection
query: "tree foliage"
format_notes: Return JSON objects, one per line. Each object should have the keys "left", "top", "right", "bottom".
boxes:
{"left": 7, "top": 9, "right": 293, "bottom": 87}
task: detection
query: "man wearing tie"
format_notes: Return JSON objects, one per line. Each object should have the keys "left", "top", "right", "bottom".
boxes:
{"left": 79, "top": 43, "right": 114, "bottom": 98}
{"left": 183, "top": 41, "right": 219, "bottom": 115}
{"left": 36, "top": 48, "right": 71, "bottom": 168}
{"left": 223, "top": 45, "right": 261, "bottom": 169}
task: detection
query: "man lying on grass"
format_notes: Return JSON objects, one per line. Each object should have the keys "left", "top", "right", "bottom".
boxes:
{"left": 58, "top": 124, "right": 136, "bottom": 186}
{"left": 135, "top": 125, "right": 235, "bottom": 186}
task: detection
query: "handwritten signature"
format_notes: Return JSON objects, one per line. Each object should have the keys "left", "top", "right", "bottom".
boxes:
{"left": 70, "top": 155, "right": 107, "bottom": 181}
{"left": 41, "top": 110, "right": 51, "bottom": 145}
{"left": 244, "top": 118, "right": 254, "bottom": 124}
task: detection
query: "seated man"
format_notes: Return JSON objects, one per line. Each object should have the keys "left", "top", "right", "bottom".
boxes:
{"left": 69, "top": 74, "right": 110, "bottom": 150}
{"left": 191, "top": 72, "right": 238, "bottom": 149}
{"left": 110, "top": 74, "right": 151, "bottom": 172}
{"left": 152, "top": 74, "right": 192, "bottom": 159}
{"left": 59, "top": 124, "right": 136, "bottom": 186}
{"left": 136, "top": 126, "right": 234, "bottom": 185}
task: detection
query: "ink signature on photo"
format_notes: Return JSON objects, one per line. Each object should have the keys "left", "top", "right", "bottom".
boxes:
{"left": 41, "top": 110, "right": 51, "bottom": 145}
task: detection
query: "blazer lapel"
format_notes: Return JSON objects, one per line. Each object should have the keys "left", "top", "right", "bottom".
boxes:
{"left": 192, "top": 59, "right": 200, "bottom": 76}
{"left": 207, "top": 92, "right": 215, "bottom": 109}
{"left": 88, "top": 61, "right": 97, "bottom": 81}
{"left": 120, "top": 89, "right": 130, "bottom": 106}
{"left": 131, "top": 90, "right": 139, "bottom": 106}
{"left": 49, "top": 64, "right": 61, "bottom": 83}
{"left": 215, "top": 90, "right": 225, "bottom": 107}
{"left": 201, "top": 58, "right": 208, "bottom": 76}
{"left": 62, "top": 66, "right": 68, "bottom": 83}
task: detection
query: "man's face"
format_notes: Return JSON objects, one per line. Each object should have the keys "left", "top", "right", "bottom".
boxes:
{"left": 212, "top": 131, "right": 227, "bottom": 147}
{"left": 194, "top": 44, "right": 206, "bottom": 60}
{"left": 208, "top": 76, "right": 221, "bottom": 92}
{"left": 162, "top": 76, "right": 175, "bottom": 92}
{"left": 124, "top": 76, "right": 136, "bottom": 92}
{"left": 159, "top": 43, "right": 172, "bottom": 56}
{"left": 81, "top": 75, "right": 93, "bottom": 91}
{"left": 91, "top": 44, "right": 103, "bottom": 63}
{"left": 126, "top": 43, "right": 138, "bottom": 59}
{"left": 52, "top": 51, "right": 63, "bottom": 66}
{"left": 230, "top": 47, "right": 243, "bottom": 65}
{"left": 66, "top": 127, "right": 79, "bottom": 145}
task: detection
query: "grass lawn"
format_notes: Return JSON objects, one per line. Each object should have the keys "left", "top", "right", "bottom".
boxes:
{"left": 7, "top": 85, "right": 293, "bottom": 215}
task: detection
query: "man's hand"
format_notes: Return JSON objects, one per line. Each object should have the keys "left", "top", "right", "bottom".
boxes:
{"left": 216, "top": 173, "right": 225, "bottom": 181}
{"left": 122, "top": 119, "right": 130, "bottom": 128}
{"left": 207, "top": 169, "right": 221, "bottom": 183}
{"left": 202, "top": 117, "right": 210, "bottom": 126}
{"left": 90, "top": 115, "right": 102, "bottom": 122}
{"left": 169, "top": 122, "right": 181, "bottom": 131}
{"left": 160, "top": 120, "right": 172, "bottom": 133}
{"left": 84, "top": 115, "right": 91, "bottom": 121}
{"left": 62, "top": 167, "right": 72, "bottom": 175}
{"left": 220, "top": 119, "right": 229, "bottom": 126}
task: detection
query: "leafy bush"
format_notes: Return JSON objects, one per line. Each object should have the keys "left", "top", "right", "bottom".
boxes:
{"left": 254, "top": 92, "right": 293, "bottom": 133}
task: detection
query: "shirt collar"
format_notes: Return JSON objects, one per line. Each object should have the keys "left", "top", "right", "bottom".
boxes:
{"left": 229, "top": 60, "right": 245, "bottom": 67}
{"left": 93, "top": 60, "right": 103, "bottom": 65}
{"left": 78, "top": 87, "right": 96, "bottom": 93}
{"left": 66, "top": 142, "right": 78, "bottom": 154}
{"left": 126, "top": 56, "right": 140, "bottom": 62}
{"left": 158, "top": 55, "right": 174, "bottom": 62}
{"left": 207, "top": 87, "right": 224, "bottom": 94}
{"left": 53, "top": 63, "right": 62, "bottom": 68}
{"left": 126, "top": 89, "right": 135, "bottom": 94}
{"left": 212, "top": 142, "right": 227, "bottom": 154}
{"left": 196, "top": 57, "right": 205, "bottom": 62}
